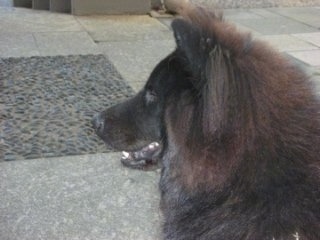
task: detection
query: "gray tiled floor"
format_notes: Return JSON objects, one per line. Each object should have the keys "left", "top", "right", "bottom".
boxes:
{"left": 98, "top": 39, "right": 175, "bottom": 90}
{"left": 34, "top": 31, "right": 101, "bottom": 56}
{"left": 237, "top": 16, "right": 318, "bottom": 35}
{"left": 0, "top": 153, "right": 161, "bottom": 240}
{"left": 76, "top": 15, "right": 172, "bottom": 42}
{"left": 0, "top": 8, "right": 83, "bottom": 32}
{"left": 293, "top": 32, "right": 320, "bottom": 47}
{"left": 269, "top": 7, "right": 320, "bottom": 28}
{"left": 259, "top": 34, "right": 318, "bottom": 52}
{"left": 223, "top": 8, "right": 264, "bottom": 20}
{"left": 0, "top": 32, "right": 39, "bottom": 57}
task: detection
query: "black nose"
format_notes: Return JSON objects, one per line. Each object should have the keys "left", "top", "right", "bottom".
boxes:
{"left": 92, "top": 113, "right": 104, "bottom": 135}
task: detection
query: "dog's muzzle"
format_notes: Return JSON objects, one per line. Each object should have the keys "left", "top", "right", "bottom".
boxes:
{"left": 92, "top": 113, "right": 161, "bottom": 170}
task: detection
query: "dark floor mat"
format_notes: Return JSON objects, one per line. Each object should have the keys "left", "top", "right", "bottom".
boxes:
{"left": 0, "top": 55, "right": 135, "bottom": 161}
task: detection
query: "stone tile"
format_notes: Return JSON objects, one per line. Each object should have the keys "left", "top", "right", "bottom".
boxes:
{"left": 259, "top": 34, "right": 318, "bottom": 52}
{"left": 99, "top": 39, "right": 175, "bottom": 87}
{"left": 0, "top": 8, "right": 83, "bottom": 32}
{"left": 34, "top": 31, "right": 101, "bottom": 56}
{"left": 249, "top": 8, "right": 284, "bottom": 18}
{"left": 76, "top": 15, "right": 160, "bottom": 32}
{"left": 224, "top": 9, "right": 263, "bottom": 20}
{"left": 292, "top": 33, "right": 320, "bottom": 47}
{"left": 237, "top": 16, "right": 318, "bottom": 35}
{"left": 288, "top": 50, "right": 320, "bottom": 67}
{"left": 76, "top": 15, "right": 172, "bottom": 42}
{"left": 0, "top": 32, "right": 40, "bottom": 58}
{"left": 232, "top": 23, "right": 263, "bottom": 37}
{"left": 269, "top": 7, "right": 320, "bottom": 28}
{"left": 0, "top": 153, "right": 161, "bottom": 240}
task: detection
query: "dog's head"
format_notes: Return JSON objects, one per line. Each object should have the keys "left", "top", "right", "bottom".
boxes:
{"left": 92, "top": 50, "right": 191, "bottom": 152}
{"left": 93, "top": 6, "right": 253, "bottom": 169}
{"left": 91, "top": 19, "right": 209, "bottom": 150}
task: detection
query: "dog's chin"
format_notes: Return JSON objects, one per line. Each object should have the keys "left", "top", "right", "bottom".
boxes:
{"left": 120, "top": 142, "right": 162, "bottom": 170}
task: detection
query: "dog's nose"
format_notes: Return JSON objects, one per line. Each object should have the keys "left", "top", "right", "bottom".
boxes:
{"left": 92, "top": 113, "right": 104, "bottom": 135}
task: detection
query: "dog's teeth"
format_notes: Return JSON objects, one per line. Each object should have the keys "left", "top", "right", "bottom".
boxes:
{"left": 149, "top": 142, "right": 159, "bottom": 149}
{"left": 149, "top": 144, "right": 155, "bottom": 149}
{"left": 122, "top": 151, "right": 130, "bottom": 159}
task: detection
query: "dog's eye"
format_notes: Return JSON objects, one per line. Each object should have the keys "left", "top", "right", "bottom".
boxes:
{"left": 145, "top": 89, "right": 157, "bottom": 104}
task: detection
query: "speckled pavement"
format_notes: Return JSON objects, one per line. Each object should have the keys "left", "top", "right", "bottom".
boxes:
{"left": 0, "top": 3, "right": 319, "bottom": 240}
{"left": 0, "top": 153, "right": 161, "bottom": 240}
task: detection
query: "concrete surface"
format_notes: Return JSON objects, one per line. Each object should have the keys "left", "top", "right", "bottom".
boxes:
{"left": 98, "top": 40, "right": 175, "bottom": 91}
{"left": 33, "top": 31, "right": 100, "bottom": 56}
{"left": 0, "top": 153, "right": 161, "bottom": 240}
{"left": 0, "top": 3, "right": 320, "bottom": 240}
{"left": 76, "top": 15, "right": 172, "bottom": 42}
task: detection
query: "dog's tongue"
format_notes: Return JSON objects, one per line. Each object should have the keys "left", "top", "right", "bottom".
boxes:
{"left": 121, "top": 142, "right": 161, "bottom": 170}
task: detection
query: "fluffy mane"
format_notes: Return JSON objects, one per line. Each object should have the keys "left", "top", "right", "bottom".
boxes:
{"left": 168, "top": 5, "right": 320, "bottom": 192}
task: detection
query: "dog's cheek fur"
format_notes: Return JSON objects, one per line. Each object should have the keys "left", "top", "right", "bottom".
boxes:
{"left": 163, "top": 96, "right": 236, "bottom": 191}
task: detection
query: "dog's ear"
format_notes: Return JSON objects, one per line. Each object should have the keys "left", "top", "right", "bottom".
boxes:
{"left": 171, "top": 18, "right": 221, "bottom": 134}
{"left": 171, "top": 17, "right": 234, "bottom": 138}
{"left": 171, "top": 19, "right": 196, "bottom": 57}
{"left": 171, "top": 19, "right": 209, "bottom": 78}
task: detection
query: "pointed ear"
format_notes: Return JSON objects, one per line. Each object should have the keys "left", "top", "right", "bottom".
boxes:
{"left": 171, "top": 19, "right": 193, "bottom": 51}
{"left": 171, "top": 19, "right": 211, "bottom": 79}
{"left": 171, "top": 18, "right": 230, "bottom": 137}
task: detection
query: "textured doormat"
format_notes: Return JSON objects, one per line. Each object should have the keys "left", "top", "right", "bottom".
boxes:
{"left": 0, "top": 55, "right": 135, "bottom": 161}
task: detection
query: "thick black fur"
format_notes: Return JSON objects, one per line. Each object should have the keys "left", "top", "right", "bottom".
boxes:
{"left": 93, "top": 5, "right": 320, "bottom": 240}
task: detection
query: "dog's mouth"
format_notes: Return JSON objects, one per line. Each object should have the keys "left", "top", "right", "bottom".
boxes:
{"left": 121, "top": 142, "right": 161, "bottom": 170}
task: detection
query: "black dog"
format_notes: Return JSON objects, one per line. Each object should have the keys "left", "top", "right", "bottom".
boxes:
{"left": 93, "top": 4, "right": 320, "bottom": 240}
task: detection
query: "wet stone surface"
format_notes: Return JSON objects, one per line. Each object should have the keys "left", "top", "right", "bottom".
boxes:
{"left": 0, "top": 55, "right": 134, "bottom": 161}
